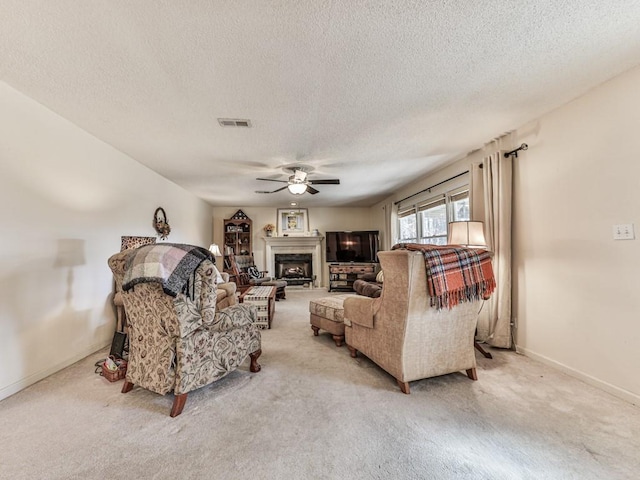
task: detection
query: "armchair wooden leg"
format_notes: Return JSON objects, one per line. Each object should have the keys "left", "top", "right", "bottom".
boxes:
{"left": 332, "top": 335, "right": 344, "bottom": 347}
{"left": 121, "top": 380, "right": 134, "bottom": 394}
{"left": 474, "top": 341, "right": 493, "bottom": 359}
{"left": 311, "top": 325, "right": 320, "bottom": 336}
{"left": 170, "top": 393, "right": 188, "bottom": 417}
{"left": 466, "top": 368, "right": 478, "bottom": 381}
{"left": 249, "top": 349, "right": 262, "bottom": 373}
{"left": 397, "top": 380, "right": 410, "bottom": 394}
{"left": 347, "top": 345, "right": 358, "bottom": 358}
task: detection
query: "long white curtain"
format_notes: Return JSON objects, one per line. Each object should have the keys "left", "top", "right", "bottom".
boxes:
{"left": 383, "top": 202, "right": 395, "bottom": 250}
{"left": 480, "top": 151, "right": 512, "bottom": 348}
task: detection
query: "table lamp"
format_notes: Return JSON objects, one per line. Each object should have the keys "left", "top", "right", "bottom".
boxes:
{"left": 447, "top": 221, "right": 487, "bottom": 248}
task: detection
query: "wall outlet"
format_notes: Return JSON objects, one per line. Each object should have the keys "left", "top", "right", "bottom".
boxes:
{"left": 613, "top": 223, "right": 635, "bottom": 240}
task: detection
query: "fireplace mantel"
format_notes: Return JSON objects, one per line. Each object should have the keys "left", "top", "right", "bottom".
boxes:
{"left": 263, "top": 236, "right": 324, "bottom": 247}
{"left": 263, "top": 236, "right": 324, "bottom": 287}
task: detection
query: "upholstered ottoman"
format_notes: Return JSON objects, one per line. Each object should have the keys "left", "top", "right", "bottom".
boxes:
{"left": 309, "top": 294, "right": 355, "bottom": 347}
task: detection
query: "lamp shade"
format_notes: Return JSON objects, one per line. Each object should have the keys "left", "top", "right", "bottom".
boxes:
{"left": 54, "top": 239, "right": 86, "bottom": 267}
{"left": 448, "top": 221, "right": 487, "bottom": 248}
{"left": 288, "top": 183, "right": 307, "bottom": 195}
{"left": 208, "top": 243, "right": 222, "bottom": 257}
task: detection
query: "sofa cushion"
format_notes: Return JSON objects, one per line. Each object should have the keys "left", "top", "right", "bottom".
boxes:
{"left": 353, "top": 279, "right": 382, "bottom": 298}
{"left": 360, "top": 272, "right": 378, "bottom": 282}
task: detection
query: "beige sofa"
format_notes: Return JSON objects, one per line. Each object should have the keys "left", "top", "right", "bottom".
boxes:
{"left": 343, "top": 249, "right": 481, "bottom": 394}
{"left": 215, "top": 271, "right": 238, "bottom": 309}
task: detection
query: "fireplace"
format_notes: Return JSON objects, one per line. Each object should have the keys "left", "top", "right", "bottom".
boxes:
{"left": 275, "top": 253, "right": 313, "bottom": 286}
{"left": 263, "top": 236, "right": 324, "bottom": 288}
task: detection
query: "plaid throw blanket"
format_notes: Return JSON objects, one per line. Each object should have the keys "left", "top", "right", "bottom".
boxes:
{"left": 122, "top": 243, "right": 213, "bottom": 298}
{"left": 392, "top": 243, "right": 495, "bottom": 309}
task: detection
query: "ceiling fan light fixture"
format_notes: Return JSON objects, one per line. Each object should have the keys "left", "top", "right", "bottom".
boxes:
{"left": 288, "top": 183, "right": 307, "bottom": 195}
{"left": 256, "top": 167, "right": 339, "bottom": 195}
{"left": 293, "top": 169, "right": 307, "bottom": 182}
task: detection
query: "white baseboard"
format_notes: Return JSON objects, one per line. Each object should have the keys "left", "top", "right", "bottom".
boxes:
{"left": 0, "top": 340, "right": 110, "bottom": 402}
{"left": 515, "top": 345, "right": 640, "bottom": 406}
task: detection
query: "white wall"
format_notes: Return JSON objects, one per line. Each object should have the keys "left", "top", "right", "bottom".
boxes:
{"left": 512, "top": 65, "right": 640, "bottom": 403}
{"left": 0, "top": 81, "right": 212, "bottom": 400}
{"left": 211, "top": 206, "right": 375, "bottom": 286}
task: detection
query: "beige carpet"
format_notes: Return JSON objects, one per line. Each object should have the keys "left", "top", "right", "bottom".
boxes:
{"left": 1, "top": 288, "right": 639, "bottom": 479}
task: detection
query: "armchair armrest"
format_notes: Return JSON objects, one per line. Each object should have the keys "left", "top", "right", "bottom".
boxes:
{"left": 209, "top": 304, "right": 258, "bottom": 332}
{"left": 176, "top": 301, "right": 257, "bottom": 337}
{"left": 343, "top": 296, "right": 377, "bottom": 328}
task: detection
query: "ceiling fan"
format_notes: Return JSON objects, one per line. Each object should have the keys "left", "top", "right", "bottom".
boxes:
{"left": 255, "top": 167, "right": 340, "bottom": 195}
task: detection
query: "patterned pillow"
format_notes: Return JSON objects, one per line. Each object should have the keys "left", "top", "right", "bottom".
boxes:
{"left": 247, "top": 266, "right": 262, "bottom": 279}
{"left": 120, "top": 236, "right": 156, "bottom": 251}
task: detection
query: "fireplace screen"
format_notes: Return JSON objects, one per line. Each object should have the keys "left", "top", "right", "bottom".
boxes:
{"left": 275, "top": 253, "right": 313, "bottom": 286}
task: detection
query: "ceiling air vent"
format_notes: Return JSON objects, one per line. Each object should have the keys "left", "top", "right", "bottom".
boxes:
{"left": 218, "top": 118, "right": 252, "bottom": 128}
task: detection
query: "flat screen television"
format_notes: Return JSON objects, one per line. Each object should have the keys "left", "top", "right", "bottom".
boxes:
{"left": 325, "top": 231, "right": 380, "bottom": 263}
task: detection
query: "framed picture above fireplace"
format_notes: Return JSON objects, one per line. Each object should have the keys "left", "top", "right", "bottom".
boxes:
{"left": 277, "top": 208, "right": 309, "bottom": 236}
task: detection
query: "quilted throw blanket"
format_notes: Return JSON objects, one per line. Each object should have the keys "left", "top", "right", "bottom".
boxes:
{"left": 122, "top": 243, "right": 212, "bottom": 298}
{"left": 392, "top": 243, "right": 496, "bottom": 309}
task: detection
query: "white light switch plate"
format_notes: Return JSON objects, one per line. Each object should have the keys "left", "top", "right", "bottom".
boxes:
{"left": 613, "top": 223, "right": 635, "bottom": 240}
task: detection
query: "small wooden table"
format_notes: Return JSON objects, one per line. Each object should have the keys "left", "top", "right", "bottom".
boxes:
{"left": 239, "top": 286, "right": 276, "bottom": 329}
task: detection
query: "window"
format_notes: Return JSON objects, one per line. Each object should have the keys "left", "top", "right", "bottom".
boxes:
{"left": 398, "top": 208, "right": 417, "bottom": 243}
{"left": 396, "top": 188, "right": 470, "bottom": 245}
{"left": 419, "top": 198, "right": 447, "bottom": 245}
{"left": 450, "top": 190, "right": 470, "bottom": 222}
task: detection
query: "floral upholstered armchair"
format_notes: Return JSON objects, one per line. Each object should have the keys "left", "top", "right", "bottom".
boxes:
{"left": 108, "top": 245, "right": 262, "bottom": 417}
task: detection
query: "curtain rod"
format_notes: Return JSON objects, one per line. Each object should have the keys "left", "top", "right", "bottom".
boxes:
{"left": 504, "top": 143, "right": 528, "bottom": 158}
{"left": 394, "top": 170, "right": 469, "bottom": 206}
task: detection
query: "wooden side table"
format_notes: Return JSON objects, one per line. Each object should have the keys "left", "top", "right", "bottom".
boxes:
{"left": 239, "top": 286, "right": 276, "bottom": 329}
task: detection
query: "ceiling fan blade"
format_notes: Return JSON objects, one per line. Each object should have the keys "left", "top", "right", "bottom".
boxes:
{"left": 309, "top": 179, "right": 340, "bottom": 185}
{"left": 255, "top": 186, "right": 289, "bottom": 194}
{"left": 306, "top": 185, "right": 320, "bottom": 195}
{"left": 256, "top": 177, "right": 288, "bottom": 183}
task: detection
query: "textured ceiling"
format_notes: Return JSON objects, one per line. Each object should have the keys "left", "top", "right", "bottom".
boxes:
{"left": 2, "top": 1, "right": 640, "bottom": 207}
